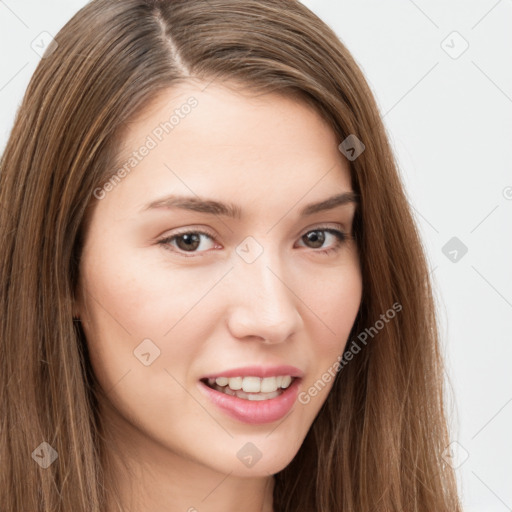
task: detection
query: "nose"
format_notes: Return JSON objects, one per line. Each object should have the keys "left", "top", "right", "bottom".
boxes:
{"left": 225, "top": 248, "right": 303, "bottom": 344}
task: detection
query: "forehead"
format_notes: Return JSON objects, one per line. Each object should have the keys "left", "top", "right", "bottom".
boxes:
{"left": 101, "top": 81, "right": 353, "bottom": 215}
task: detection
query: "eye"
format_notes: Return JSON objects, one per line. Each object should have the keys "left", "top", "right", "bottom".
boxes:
{"left": 157, "top": 226, "right": 349, "bottom": 258}
{"left": 158, "top": 229, "right": 218, "bottom": 257}
{"left": 296, "top": 227, "right": 348, "bottom": 255}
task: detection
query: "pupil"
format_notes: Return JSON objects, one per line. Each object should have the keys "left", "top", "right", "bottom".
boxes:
{"left": 178, "top": 233, "right": 200, "bottom": 251}
{"left": 306, "top": 230, "right": 324, "bottom": 248}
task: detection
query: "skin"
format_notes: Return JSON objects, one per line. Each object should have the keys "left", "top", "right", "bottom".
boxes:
{"left": 75, "top": 80, "right": 363, "bottom": 512}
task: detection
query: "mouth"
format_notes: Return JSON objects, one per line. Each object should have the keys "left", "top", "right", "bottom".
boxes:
{"left": 198, "top": 369, "right": 303, "bottom": 424}
{"left": 200, "top": 375, "right": 297, "bottom": 401}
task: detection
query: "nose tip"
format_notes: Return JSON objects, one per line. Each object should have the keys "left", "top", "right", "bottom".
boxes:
{"left": 228, "top": 310, "right": 298, "bottom": 345}
{"left": 226, "top": 263, "right": 302, "bottom": 345}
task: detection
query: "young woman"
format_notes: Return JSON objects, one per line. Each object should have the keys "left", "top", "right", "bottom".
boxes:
{"left": 0, "top": 0, "right": 462, "bottom": 511}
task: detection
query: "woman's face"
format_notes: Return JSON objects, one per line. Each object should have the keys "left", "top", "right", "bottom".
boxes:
{"left": 76, "top": 81, "right": 362, "bottom": 477}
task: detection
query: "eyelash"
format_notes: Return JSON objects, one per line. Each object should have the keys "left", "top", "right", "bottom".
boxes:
{"left": 157, "top": 226, "right": 349, "bottom": 258}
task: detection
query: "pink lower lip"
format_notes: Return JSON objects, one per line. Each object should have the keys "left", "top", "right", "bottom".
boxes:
{"left": 198, "top": 378, "right": 301, "bottom": 424}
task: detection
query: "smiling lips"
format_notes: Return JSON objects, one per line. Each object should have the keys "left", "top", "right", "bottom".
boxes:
{"left": 199, "top": 365, "right": 303, "bottom": 424}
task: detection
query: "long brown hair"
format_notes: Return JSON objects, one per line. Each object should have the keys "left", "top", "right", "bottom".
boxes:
{"left": 0, "top": 0, "right": 461, "bottom": 510}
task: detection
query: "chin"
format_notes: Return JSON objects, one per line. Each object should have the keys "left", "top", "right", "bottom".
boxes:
{"left": 195, "top": 427, "right": 308, "bottom": 477}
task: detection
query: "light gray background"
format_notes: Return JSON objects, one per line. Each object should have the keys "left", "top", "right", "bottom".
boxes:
{"left": 1, "top": 1, "right": 511, "bottom": 510}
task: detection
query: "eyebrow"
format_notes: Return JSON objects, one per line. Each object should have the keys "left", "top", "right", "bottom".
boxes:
{"left": 141, "top": 191, "right": 358, "bottom": 219}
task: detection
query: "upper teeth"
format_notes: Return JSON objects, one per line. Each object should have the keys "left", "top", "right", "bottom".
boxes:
{"left": 209, "top": 375, "right": 293, "bottom": 393}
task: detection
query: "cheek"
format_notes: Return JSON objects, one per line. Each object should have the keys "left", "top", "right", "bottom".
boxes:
{"left": 306, "top": 260, "right": 362, "bottom": 346}
{"left": 81, "top": 240, "right": 187, "bottom": 338}
{"left": 78, "top": 241, "right": 224, "bottom": 382}
{"left": 297, "top": 261, "right": 362, "bottom": 406}
{"left": 78, "top": 245, "right": 207, "bottom": 429}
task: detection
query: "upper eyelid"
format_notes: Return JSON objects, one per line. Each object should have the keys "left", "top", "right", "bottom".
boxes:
{"left": 161, "top": 223, "right": 348, "bottom": 241}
